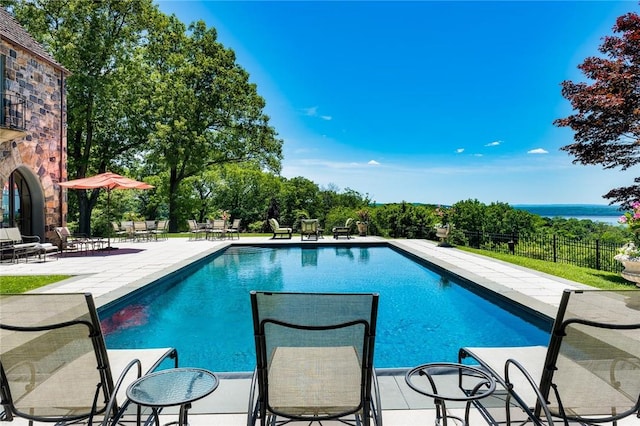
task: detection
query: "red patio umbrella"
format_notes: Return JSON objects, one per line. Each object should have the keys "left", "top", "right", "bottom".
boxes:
{"left": 59, "top": 172, "right": 154, "bottom": 249}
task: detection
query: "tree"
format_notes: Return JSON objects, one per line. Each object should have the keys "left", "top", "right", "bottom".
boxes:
{"left": 3, "top": 0, "right": 162, "bottom": 234}
{"left": 555, "top": 12, "right": 640, "bottom": 208}
{"left": 145, "top": 17, "right": 282, "bottom": 232}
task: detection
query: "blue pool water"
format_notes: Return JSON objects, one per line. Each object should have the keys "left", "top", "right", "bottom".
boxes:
{"left": 101, "top": 245, "right": 550, "bottom": 372}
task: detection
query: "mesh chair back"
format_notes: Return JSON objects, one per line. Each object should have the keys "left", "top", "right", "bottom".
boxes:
{"left": 538, "top": 289, "right": 640, "bottom": 423}
{"left": 251, "top": 291, "right": 378, "bottom": 422}
{"left": 0, "top": 293, "right": 114, "bottom": 423}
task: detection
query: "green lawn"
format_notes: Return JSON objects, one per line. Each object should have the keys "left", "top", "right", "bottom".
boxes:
{"left": 457, "top": 246, "right": 633, "bottom": 290}
{"left": 1, "top": 275, "right": 71, "bottom": 294}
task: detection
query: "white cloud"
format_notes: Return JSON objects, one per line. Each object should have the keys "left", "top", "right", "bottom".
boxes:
{"left": 456, "top": 148, "right": 465, "bottom": 154}
{"left": 485, "top": 140, "right": 501, "bottom": 147}
{"left": 368, "top": 160, "right": 380, "bottom": 165}
{"left": 303, "top": 106, "right": 318, "bottom": 116}
{"left": 302, "top": 107, "right": 331, "bottom": 120}
{"left": 527, "top": 148, "right": 549, "bottom": 154}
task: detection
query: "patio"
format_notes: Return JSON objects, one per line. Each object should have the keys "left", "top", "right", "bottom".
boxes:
{"left": 1, "top": 236, "right": 630, "bottom": 426}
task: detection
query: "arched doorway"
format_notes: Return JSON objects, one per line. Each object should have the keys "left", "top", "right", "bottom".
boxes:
{"left": 1, "top": 167, "right": 44, "bottom": 238}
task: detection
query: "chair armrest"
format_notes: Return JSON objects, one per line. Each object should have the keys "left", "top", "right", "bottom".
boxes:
{"left": 21, "top": 235, "right": 40, "bottom": 243}
{"left": 504, "top": 358, "right": 555, "bottom": 426}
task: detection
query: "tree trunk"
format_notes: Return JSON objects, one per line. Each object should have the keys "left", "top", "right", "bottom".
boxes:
{"left": 77, "top": 191, "right": 92, "bottom": 236}
{"left": 168, "top": 168, "right": 181, "bottom": 233}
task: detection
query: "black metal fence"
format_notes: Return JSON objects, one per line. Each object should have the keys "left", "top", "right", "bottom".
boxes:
{"left": 461, "top": 230, "right": 623, "bottom": 273}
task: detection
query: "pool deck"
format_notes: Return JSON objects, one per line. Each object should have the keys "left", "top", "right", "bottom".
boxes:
{"left": 0, "top": 236, "right": 628, "bottom": 426}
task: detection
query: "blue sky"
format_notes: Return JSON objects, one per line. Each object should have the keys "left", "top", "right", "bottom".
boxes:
{"left": 156, "top": 1, "right": 638, "bottom": 205}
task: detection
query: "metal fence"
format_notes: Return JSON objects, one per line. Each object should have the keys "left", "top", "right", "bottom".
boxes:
{"left": 461, "top": 230, "right": 623, "bottom": 273}
{"left": 1, "top": 92, "right": 26, "bottom": 130}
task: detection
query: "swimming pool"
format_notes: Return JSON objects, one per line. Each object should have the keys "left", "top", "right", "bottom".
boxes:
{"left": 100, "top": 245, "right": 550, "bottom": 373}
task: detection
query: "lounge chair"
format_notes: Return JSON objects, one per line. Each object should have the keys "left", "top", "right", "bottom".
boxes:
{"left": 0, "top": 292, "right": 178, "bottom": 426}
{"left": 247, "top": 291, "right": 382, "bottom": 426}
{"left": 1, "top": 227, "right": 53, "bottom": 262}
{"left": 268, "top": 218, "right": 292, "bottom": 239}
{"left": 458, "top": 289, "right": 640, "bottom": 426}
{"left": 299, "top": 219, "right": 319, "bottom": 241}
{"left": 332, "top": 218, "right": 353, "bottom": 239}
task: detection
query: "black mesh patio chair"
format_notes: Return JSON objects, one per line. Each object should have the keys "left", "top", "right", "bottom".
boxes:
{"left": 0, "top": 292, "right": 178, "bottom": 426}
{"left": 459, "top": 289, "right": 640, "bottom": 426}
{"left": 247, "top": 291, "right": 382, "bottom": 426}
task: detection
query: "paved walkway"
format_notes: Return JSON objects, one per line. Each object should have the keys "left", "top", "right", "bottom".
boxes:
{"left": 0, "top": 236, "right": 595, "bottom": 426}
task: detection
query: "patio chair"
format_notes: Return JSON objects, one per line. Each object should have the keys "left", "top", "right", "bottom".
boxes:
{"left": 151, "top": 220, "right": 168, "bottom": 241}
{"left": 56, "top": 226, "right": 98, "bottom": 254}
{"left": 111, "top": 222, "right": 128, "bottom": 241}
{"left": 0, "top": 292, "right": 178, "bottom": 426}
{"left": 187, "top": 219, "right": 205, "bottom": 240}
{"left": 206, "top": 219, "right": 226, "bottom": 240}
{"left": 332, "top": 218, "right": 353, "bottom": 239}
{"left": 268, "top": 218, "right": 292, "bottom": 239}
{"left": 458, "top": 289, "right": 640, "bottom": 426}
{"left": 133, "top": 221, "right": 151, "bottom": 241}
{"left": 247, "top": 291, "right": 382, "bottom": 426}
{"left": 299, "top": 219, "right": 319, "bottom": 241}
{"left": 226, "top": 219, "right": 241, "bottom": 240}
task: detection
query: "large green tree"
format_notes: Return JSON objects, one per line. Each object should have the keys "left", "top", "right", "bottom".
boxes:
{"left": 145, "top": 16, "right": 282, "bottom": 232}
{"left": 555, "top": 11, "right": 640, "bottom": 208}
{"left": 3, "top": 0, "right": 161, "bottom": 234}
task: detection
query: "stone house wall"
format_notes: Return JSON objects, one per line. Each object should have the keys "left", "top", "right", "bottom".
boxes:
{"left": 0, "top": 39, "right": 67, "bottom": 239}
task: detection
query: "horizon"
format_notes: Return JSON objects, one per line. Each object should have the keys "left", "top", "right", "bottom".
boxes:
{"left": 156, "top": 1, "right": 639, "bottom": 206}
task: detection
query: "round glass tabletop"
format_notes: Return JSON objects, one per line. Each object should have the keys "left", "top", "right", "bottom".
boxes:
{"left": 126, "top": 368, "right": 218, "bottom": 407}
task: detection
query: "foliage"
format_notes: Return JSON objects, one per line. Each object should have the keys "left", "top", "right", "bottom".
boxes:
{"left": 554, "top": 11, "right": 640, "bottom": 208}
{"left": 615, "top": 242, "right": 640, "bottom": 261}
{"left": 145, "top": 17, "right": 283, "bottom": 232}
{"left": 618, "top": 201, "right": 640, "bottom": 235}
{"left": 356, "top": 208, "right": 370, "bottom": 223}
{"left": 3, "top": 0, "right": 162, "bottom": 234}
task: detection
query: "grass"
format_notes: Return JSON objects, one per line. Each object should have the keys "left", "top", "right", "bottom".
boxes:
{"left": 457, "top": 246, "right": 633, "bottom": 290}
{"left": 1, "top": 275, "right": 71, "bottom": 294}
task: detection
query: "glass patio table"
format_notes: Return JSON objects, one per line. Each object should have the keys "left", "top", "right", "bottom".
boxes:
{"left": 126, "top": 367, "right": 218, "bottom": 426}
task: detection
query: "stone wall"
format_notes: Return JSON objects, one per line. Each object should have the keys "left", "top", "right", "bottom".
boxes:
{"left": 0, "top": 40, "right": 67, "bottom": 238}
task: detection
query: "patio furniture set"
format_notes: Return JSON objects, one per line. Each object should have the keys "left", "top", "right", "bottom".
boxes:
{"left": 269, "top": 217, "right": 356, "bottom": 240}
{"left": 1, "top": 290, "right": 639, "bottom": 426}
{"left": 112, "top": 220, "right": 169, "bottom": 242}
{"left": 188, "top": 219, "right": 241, "bottom": 241}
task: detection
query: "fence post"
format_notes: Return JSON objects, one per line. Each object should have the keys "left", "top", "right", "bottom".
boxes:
{"left": 553, "top": 234, "right": 558, "bottom": 263}
{"left": 596, "top": 239, "right": 601, "bottom": 270}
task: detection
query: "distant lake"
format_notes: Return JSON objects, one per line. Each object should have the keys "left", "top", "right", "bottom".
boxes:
{"left": 514, "top": 204, "right": 623, "bottom": 226}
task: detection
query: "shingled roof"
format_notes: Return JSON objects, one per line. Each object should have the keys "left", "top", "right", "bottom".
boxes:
{"left": 0, "top": 6, "right": 67, "bottom": 73}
